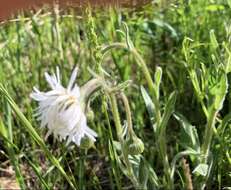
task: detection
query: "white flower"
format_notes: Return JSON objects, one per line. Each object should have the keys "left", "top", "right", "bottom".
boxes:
{"left": 30, "top": 67, "right": 97, "bottom": 146}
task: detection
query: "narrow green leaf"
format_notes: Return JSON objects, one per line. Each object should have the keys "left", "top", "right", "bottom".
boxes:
{"left": 152, "top": 19, "right": 178, "bottom": 38}
{"left": 138, "top": 157, "right": 149, "bottom": 190}
{"left": 24, "top": 155, "right": 50, "bottom": 190}
{"left": 141, "top": 86, "right": 155, "bottom": 124}
{"left": 0, "top": 116, "right": 7, "bottom": 138}
{"left": 0, "top": 117, "right": 26, "bottom": 189}
{"left": 171, "top": 150, "right": 200, "bottom": 180}
{"left": 206, "top": 4, "right": 224, "bottom": 11}
{"left": 193, "top": 164, "right": 208, "bottom": 177}
{"left": 113, "top": 141, "right": 122, "bottom": 151}
{"left": 154, "top": 66, "right": 162, "bottom": 100}
{"left": 158, "top": 91, "right": 177, "bottom": 135}
{"left": 218, "top": 112, "right": 231, "bottom": 135}
{"left": 109, "top": 141, "right": 127, "bottom": 175}
{"left": 223, "top": 43, "right": 231, "bottom": 73}
{"left": 122, "top": 22, "right": 134, "bottom": 50}
{"left": 174, "top": 113, "right": 200, "bottom": 152}
{"left": 209, "top": 74, "right": 228, "bottom": 111}
{"left": 227, "top": 0, "right": 231, "bottom": 8}
{"left": 0, "top": 84, "right": 76, "bottom": 190}
{"left": 144, "top": 160, "right": 159, "bottom": 188}
{"left": 210, "top": 30, "right": 219, "bottom": 50}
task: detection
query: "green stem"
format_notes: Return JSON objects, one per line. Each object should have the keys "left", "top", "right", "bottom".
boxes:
{"left": 79, "top": 149, "right": 86, "bottom": 190}
{"left": 109, "top": 93, "right": 138, "bottom": 188}
{"left": 159, "top": 134, "right": 174, "bottom": 190}
{"left": 110, "top": 93, "right": 123, "bottom": 138}
{"left": 131, "top": 48, "right": 173, "bottom": 188}
{"left": 53, "top": 4, "right": 63, "bottom": 61}
{"left": 131, "top": 48, "right": 161, "bottom": 124}
{"left": 103, "top": 102, "right": 122, "bottom": 190}
{"left": 86, "top": 7, "right": 102, "bottom": 72}
{"left": 0, "top": 85, "right": 76, "bottom": 189}
{"left": 120, "top": 92, "right": 133, "bottom": 134}
{"left": 103, "top": 43, "right": 172, "bottom": 188}
{"left": 197, "top": 109, "right": 217, "bottom": 190}
{"left": 102, "top": 43, "right": 161, "bottom": 125}
{"left": 201, "top": 109, "right": 217, "bottom": 163}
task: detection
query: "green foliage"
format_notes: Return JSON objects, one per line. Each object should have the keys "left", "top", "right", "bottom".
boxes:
{"left": 0, "top": 0, "right": 231, "bottom": 189}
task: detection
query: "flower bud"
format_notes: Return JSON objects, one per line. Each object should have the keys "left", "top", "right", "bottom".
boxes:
{"left": 86, "top": 109, "right": 95, "bottom": 121}
{"left": 80, "top": 136, "right": 94, "bottom": 149}
{"left": 125, "top": 133, "right": 144, "bottom": 155}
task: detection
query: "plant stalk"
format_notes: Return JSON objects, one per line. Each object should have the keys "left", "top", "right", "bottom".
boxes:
{"left": 109, "top": 93, "right": 139, "bottom": 188}
{"left": 201, "top": 109, "right": 217, "bottom": 163}
{"left": 158, "top": 134, "right": 174, "bottom": 190}
{"left": 102, "top": 42, "right": 161, "bottom": 125}
{"left": 120, "top": 92, "right": 133, "bottom": 134}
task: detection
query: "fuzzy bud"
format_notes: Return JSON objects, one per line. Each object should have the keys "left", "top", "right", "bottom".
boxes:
{"left": 125, "top": 133, "right": 144, "bottom": 155}
{"left": 86, "top": 109, "right": 95, "bottom": 121}
{"left": 80, "top": 136, "right": 94, "bottom": 149}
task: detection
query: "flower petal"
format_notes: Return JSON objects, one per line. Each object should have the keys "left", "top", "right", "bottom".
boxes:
{"left": 67, "top": 67, "right": 78, "bottom": 91}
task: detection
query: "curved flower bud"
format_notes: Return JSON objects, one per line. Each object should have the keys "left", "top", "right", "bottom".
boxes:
{"left": 86, "top": 109, "right": 95, "bottom": 121}
{"left": 125, "top": 132, "right": 144, "bottom": 155}
{"left": 80, "top": 136, "right": 94, "bottom": 149}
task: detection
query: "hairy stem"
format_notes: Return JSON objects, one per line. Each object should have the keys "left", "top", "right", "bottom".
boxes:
{"left": 120, "top": 92, "right": 133, "bottom": 134}
{"left": 102, "top": 42, "right": 161, "bottom": 125}
{"left": 109, "top": 93, "right": 139, "bottom": 188}
{"left": 202, "top": 109, "right": 217, "bottom": 163}
{"left": 159, "top": 134, "right": 174, "bottom": 190}
{"left": 109, "top": 93, "right": 123, "bottom": 138}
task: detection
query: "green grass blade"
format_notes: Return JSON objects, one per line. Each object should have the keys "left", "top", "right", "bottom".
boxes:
{"left": 0, "top": 84, "right": 76, "bottom": 190}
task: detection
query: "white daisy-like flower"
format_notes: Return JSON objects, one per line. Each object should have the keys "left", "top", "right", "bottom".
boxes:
{"left": 30, "top": 67, "right": 97, "bottom": 146}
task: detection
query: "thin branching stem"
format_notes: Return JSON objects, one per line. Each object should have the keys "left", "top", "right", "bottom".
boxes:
{"left": 109, "top": 92, "right": 139, "bottom": 188}
{"left": 202, "top": 109, "right": 217, "bottom": 163}
{"left": 119, "top": 92, "right": 133, "bottom": 134}
{"left": 102, "top": 42, "right": 161, "bottom": 125}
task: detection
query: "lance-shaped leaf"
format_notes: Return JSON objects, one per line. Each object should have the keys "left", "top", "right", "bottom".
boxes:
{"left": 193, "top": 164, "right": 209, "bottom": 177}
{"left": 158, "top": 91, "right": 177, "bottom": 136}
{"left": 174, "top": 113, "right": 200, "bottom": 152}
{"left": 208, "top": 73, "right": 228, "bottom": 111}
{"left": 141, "top": 86, "right": 155, "bottom": 125}
{"left": 154, "top": 66, "right": 162, "bottom": 100}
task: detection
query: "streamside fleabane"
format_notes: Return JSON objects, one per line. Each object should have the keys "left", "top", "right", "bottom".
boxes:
{"left": 30, "top": 67, "right": 97, "bottom": 146}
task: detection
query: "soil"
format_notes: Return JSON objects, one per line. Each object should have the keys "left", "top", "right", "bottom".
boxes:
{"left": 0, "top": 0, "right": 151, "bottom": 19}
